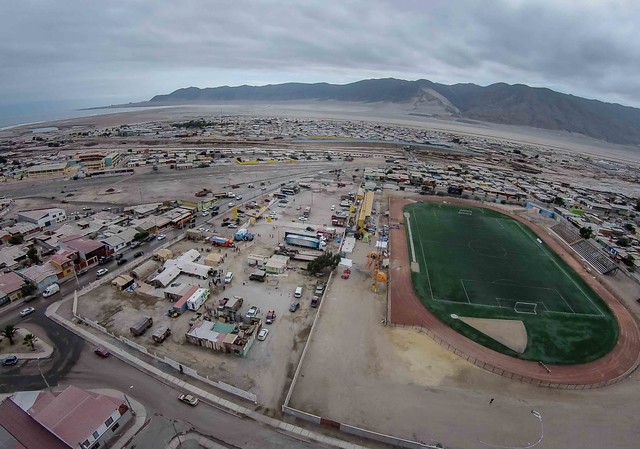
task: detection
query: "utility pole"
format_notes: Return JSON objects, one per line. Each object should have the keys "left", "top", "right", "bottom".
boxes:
{"left": 37, "top": 358, "right": 52, "bottom": 392}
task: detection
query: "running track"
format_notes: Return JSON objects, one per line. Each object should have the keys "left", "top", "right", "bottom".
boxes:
{"left": 389, "top": 196, "right": 640, "bottom": 387}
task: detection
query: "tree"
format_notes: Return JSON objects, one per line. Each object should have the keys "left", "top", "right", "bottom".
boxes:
{"left": 8, "top": 234, "right": 23, "bottom": 245}
{"left": 616, "top": 237, "right": 630, "bottom": 247}
{"left": 21, "top": 283, "right": 36, "bottom": 296}
{"left": 133, "top": 231, "right": 149, "bottom": 241}
{"left": 554, "top": 196, "right": 566, "bottom": 207}
{"left": 307, "top": 252, "right": 341, "bottom": 275}
{"left": 624, "top": 223, "right": 635, "bottom": 234}
{"left": 27, "top": 247, "right": 40, "bottom": 264}
{"left": 2, "top": 325, "right": 17, "bottom": 345}
{"left": 579, "top": 227, "right": 594, "bottom": 239}
{"left": 23, "top": 333, "right": 37, "bottom": 351}
{"left": 622, "top": 254, "right": 635, "bottom": 268}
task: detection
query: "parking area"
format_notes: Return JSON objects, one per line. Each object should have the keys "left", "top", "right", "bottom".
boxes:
{"left": 77, "top": 181, "right": 357, "bottom": 411}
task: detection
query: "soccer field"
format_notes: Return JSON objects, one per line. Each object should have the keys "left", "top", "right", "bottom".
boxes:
{"left": 405, "top": 202, "right": 618, "bottom": 364}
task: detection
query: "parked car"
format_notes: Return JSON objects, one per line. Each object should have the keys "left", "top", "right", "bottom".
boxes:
{"left": 178, "top": 393, "right": 199, "bottom": 406}
{"left": 2, "top": 355, "right": 18, "bottom": 366}
{"left": 266, "top": 310, "right": 276, "bottom": 324}
{"left": 133, "top": 251, "right": 144, "bottom": 258}
{"left": 227, "top": 223, "right": 238, "bottom": 229}
{"left": 20, "top": 307, "right": 36, "bottom": 317}
{"left": 298, "top": 216, "right": 308, "bottom": 221}
{"left": 115, "top": 253, "right": 123, "bottom": 260}
{"left": 145, "top": 234, "right": 156, "bottom": 242}
{"left": 261, "top": 186, "right": 267, "bottom": 190}
{"left": 305, "top": 226, "right": 315, "bottom": 232}
{"left": 257, "top": 328, "right": 269, "bottom": 341}
{"left": 228, "top": 202, "right": 235, "bottom": 207}
{"left": 221, "top": 221, "right": 230, "bottom": 227}
{"left": 96, "top": 268, "right": 109, "bottom": 278}
{"left": 76, "top": 268, "right": 89, "bottom": 276}
{"left": 236, "top": 195, "right": 243, "bottom": 200}
{"left": 94, "top": 346, "right": 110, "bottom": 358}
{"left": 224, "top": 272, "right": 234, "bottom": 284}
{"left": 157, "top": 234, "right": 166, "bottom": 241}
{"left": 131, "top": 241, "right": 142, "bottom": 249}
{"left": 117, "top": 258, "right": 128, "bottom": 265}
{"left": 289, "top": 302, "right": 300, "bottom": 312}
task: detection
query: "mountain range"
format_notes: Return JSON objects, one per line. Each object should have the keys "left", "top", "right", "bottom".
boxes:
{"left": 143, "top": 78, "right": 640, "bottom": 146}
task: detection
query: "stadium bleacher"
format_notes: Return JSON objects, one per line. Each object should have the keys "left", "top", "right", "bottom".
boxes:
{"left": 550, "top": 221, "right": 617, "bottom": 274}
{"left": 550, "top": 222, "right": 582, "bottom": 245}
{"left": 570, "top": 240, "right": 618, "bottom": 274}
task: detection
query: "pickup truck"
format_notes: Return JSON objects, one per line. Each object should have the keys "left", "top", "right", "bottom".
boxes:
{"left": 266, "top": 310, "right": 276, "bottom": 324}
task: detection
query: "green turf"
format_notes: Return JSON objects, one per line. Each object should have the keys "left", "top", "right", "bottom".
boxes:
{"left": 405, "top": 202, "right": 618, "bottom": 364}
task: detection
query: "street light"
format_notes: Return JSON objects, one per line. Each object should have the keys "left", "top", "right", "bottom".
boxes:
{"left": 37, "top": 358, "right": 52, "bottom": 392}
{"left": 123, "top": 386, "right": 136, "bottom": 416}
{"left": 171, "top": 419, "right": 182, "bottom": 445}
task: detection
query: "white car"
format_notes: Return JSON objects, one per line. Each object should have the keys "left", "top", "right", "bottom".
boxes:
{"left": 257, "top": 328, "right": 269, "bottom": 341}
{"left": 298, "top": 216, "right": 308, "bottom": 221}
{"left": 261, "top": 186, "right": 267, "bottom": 190}
{"left": 198, "top": 227, "right": 205, "bottom": 231}
{"left": 224, "top": 272, "right": 234, "bottom": 284}
{"left": 227, "top": 223, "right": 238, "bottom": 229}
{"left": 96, "top": 268, "right": 109, "bottom": 278}
{"left": 178, "top": 393, "right": 199, "bottom": 406}
{"left": 157, "top": 234, "right": 166, "bottom": 241}
{"left": 228, "top": 202, "right": 235, "bottom": 207}
{"left": 331, "top": 204, "right": 335, "bottom": 211}
{"left": 202, "top": 212, "right": 208, "bottom": 217}
{"left": 236, "top": 195, "right": 243, "bottom": 200}
{"left": 20, "top": 307, "right": 36, "bottom": 317}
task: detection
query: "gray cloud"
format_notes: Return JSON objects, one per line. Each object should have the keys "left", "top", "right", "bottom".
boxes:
{"left": 1, "top": 0, "right": 639, "bottom": 108}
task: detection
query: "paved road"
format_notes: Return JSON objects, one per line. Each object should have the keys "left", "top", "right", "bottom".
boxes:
{"left": 1, "top": 317, "right": 329, "bottom": 448}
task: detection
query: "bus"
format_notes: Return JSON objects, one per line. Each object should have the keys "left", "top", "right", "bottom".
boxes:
{"left": 281, "top": 188, "right": 296, "bottom": 195}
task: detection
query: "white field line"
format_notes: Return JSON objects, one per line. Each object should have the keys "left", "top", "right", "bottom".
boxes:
{"left": 514, "top": 222, "right": 604, "bottom": 317}
{"left": 411, "top": 212, "right": 435, "bottom": 301}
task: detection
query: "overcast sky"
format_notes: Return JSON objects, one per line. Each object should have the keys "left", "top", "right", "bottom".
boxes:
{"left": 1, "top": 0, "right": 639, "bottom": 110}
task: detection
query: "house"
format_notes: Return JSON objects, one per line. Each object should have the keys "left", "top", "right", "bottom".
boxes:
{"left": 58, "top": 235, "right": 107, "bottom": 265}
{"left": 0, "top": 399, "right": 69, "bottom": 449}
{"left": 185, "top": 319, "right": 259, "bottom": 357}
{"left": 0, "top": 245, "right": 28, "bottom": 269}
{"left": 18, "top": 208, "right": 67, "bottom": 228}
{"left": 0, "top": 271, "right": 27, "bottom": 302}
{"left": 50, "top": 251, "right": 77, "bottom": 279}
{"left": 19, "top": 265, "right": 58, "bottom": 290}
{"left": 8, "top": 385, "right": 132, "bottom": 449}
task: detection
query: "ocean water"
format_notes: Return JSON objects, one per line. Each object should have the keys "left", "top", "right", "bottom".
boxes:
{"left": 0, "top": 100, "right": 148, "bottom": 129}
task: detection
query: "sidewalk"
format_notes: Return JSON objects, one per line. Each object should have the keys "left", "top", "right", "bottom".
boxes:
{"left": 46, "top": 299, "right": 373, "bottom": 449}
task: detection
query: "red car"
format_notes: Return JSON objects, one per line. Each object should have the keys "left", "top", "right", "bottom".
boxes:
{"left": 94, "top": 347, "right": 110, "bottom": 358}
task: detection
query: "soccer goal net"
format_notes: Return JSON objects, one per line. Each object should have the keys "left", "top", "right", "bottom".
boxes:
{"left": 458, "top": 209, "right": 473, "bottom": 216}
{"left": 514, "top": 302, "right": 537, "bottom": 315}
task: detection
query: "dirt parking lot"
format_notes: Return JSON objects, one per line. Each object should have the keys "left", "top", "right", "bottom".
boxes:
{"left": 77, "top": 183, "right": 353, "bottom": 411}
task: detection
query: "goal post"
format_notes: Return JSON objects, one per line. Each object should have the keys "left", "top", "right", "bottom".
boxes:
{"left": 514, "top": 301, "right": 538, "bottom": 315}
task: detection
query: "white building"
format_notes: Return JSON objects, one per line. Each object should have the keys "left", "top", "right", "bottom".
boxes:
{"left": 17, "top": 208, "right": 66, "bottom": 227}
